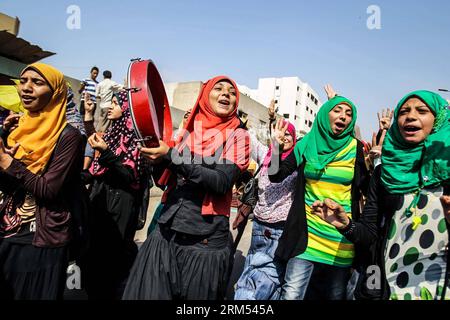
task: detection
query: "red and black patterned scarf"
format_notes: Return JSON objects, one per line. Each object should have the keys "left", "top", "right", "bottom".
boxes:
{"left": 89, "top": 91, "right": 144, "bottom": 189}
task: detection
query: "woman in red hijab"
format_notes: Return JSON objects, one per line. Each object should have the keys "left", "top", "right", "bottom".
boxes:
{"left": 123, "top": 76, "right": 250, "bottom": 300}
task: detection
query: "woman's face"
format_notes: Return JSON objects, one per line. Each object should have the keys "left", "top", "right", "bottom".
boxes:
{"left": 209, "top": 80, "right": 237, "bottom": 117}
{"left": 107, "top": 96, "right": 123, "bottom": 120}
{"left": 328, "top": 103, "right": 353, "bottom": 135}
{"left": 282, "top": 130, "right": 294, "bottom": 151}
{"left": 397, "top": 97, "right": 435, "bottom": 144}
{"left": 19, "top": 70, "right": 53, "bottom": 113}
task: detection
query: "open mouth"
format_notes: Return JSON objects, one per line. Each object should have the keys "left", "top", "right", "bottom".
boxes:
{"left": 335, "top": 122, "right": 346, "bottom": 131}
{"left": 21, "top": 95, "right": 36, "bottom": 104}
{"left": 218, "top": 99, "right": 230, "bottom": 107}
{"left": 403, "top": 125, "right": 421, "bottom": 134}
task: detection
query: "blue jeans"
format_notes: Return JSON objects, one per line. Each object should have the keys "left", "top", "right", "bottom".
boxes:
{"left": 281, "top": 258, "right": 351, "bottom": 300}
{"left": 84, "top": 142, "right": 94, "bottom": 158}
{"left": 234, "top": 219, "right": 285, "bottom": 300}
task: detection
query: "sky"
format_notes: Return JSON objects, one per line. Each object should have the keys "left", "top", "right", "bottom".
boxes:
{"left": 1, "top": 0, "right": 450, "bottom": 140}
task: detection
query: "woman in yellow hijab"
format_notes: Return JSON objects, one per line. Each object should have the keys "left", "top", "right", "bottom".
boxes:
{"left": 0, "top": 63, "right": 84, "bottom": 300}
{"left": 7, "top": 63, "right": 68, "bottom": 174}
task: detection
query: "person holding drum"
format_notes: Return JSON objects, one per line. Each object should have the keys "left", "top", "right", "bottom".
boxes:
{"left": 123, "top": 76, "right": 250, "bottom": 300}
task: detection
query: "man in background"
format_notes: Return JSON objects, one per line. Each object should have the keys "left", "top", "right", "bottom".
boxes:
{"left": 78, "top": 66, "right": 99, "bottom": 116}
{"left": 95, "top": 70, "right": 124, "bottom": 132}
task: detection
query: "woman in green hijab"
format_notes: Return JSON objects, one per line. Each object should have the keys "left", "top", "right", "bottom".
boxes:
{"left": 313, "top": 90, "right": 450, "bottom": 300}
{"left": 269, "top": 95, "right": 370, "bottom": 300}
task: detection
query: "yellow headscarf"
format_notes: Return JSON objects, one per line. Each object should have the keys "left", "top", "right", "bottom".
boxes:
{"left": 8, "top": 63, "right": 68, "bottom": 174}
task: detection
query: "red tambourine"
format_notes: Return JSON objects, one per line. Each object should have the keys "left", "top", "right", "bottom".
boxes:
{"left": 127, "top": 58, "right": 173, "bottom": 148}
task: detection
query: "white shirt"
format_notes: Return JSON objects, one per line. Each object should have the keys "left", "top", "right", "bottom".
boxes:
{"left": 96, "top": 79, "right": 124, "bottom": 109}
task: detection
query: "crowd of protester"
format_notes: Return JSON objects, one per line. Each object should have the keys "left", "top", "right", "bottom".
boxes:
{"left": 0, "top": 62, "right": 449, "bottom": 301}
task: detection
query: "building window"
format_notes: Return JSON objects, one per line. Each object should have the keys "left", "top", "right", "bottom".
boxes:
{"left": 283, "top": 113, "right": 290, "bottom": 119}
{"left": 297, "top": 86, "right": 300, "bottom": 91}
{"left": 296, "top": 100, "right": 299, "bottom": 106}
{"left": 307, "top": 93, "right": 310, "bottom": 98}
{"left": 310, "top": 109, "right": 313, "bottom": 115}
{"left": 276, "top": 86, "right": 280, "bottom": 90}
{"left": 308, "top": 120, "right": 312, "bottom": 127}
{"left": 275, "top": 100, "right": 278, "bottom": 104}
{"left": 305, "top": 120, "right": 307, "bottom": 125}
{"left": 306, "top": 106, "right": 309, "bottom": 111}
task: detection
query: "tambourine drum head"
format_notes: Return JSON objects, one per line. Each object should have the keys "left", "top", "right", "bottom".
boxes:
{"left": 147, "top": 62, "right": 166, "bottom": 137}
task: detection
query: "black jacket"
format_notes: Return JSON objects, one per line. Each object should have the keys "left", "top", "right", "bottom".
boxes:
{"left": 156, "top": 147, "right": 242, "bottom": 236}
{"left": 152, "top": 118, "right": 248, "bottom": 236}
{"left": 82, "top": 149, "right": 146, "bottom": 241}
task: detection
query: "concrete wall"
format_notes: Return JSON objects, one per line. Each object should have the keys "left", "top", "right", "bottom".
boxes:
{"left": 238, "top": 93, "right": 272, "bottom": 143}
{"left": 0, "top": 56, "right": 26, "bottom": 79}
{"left": 0, "top": 12, "right": 20, "bottom": 36}
{"left": 165, "top": 81, "right": 202, "bottom": 112}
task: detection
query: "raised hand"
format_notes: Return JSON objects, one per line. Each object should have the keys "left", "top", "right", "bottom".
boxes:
{"left": 2, "top": 113, "right": 21, "bottom": 133}
{"left": 180, "top": 108, "right": 192, "bottom": 129}
{"left": 369, "top": 129, "right": 387, "bottom": 161}
{"left": 268, "top": 99, "right": 276, "bottom": 120}
{"left": 271, "top": 118, "right": 288, "bottom": 152}
{"left": 377, "top": 108, "right": 394, "bottom": 131}
{"left": 324, "top": 84, "right": 338, "bottom": 100}
{"left": 138, "top": 140, "right": 169, "bottom": 163}
{"left": 84, "top": 93, "right": 95, "bottom": 114}
{"left": 0, "top": 139, "right": 19, "bottom": 170}
{"left": 311, "top": 198, "right": 350, "bottom": 230}
{"left": 88, "top": 133, "right": 108, "bottom": 152}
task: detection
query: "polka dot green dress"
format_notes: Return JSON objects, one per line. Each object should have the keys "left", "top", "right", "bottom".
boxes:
{"left": 384, "top": 187, "right": 450, "bottom": 300}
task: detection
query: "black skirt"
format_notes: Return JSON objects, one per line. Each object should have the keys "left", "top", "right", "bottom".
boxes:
{"left": 0, "top": 240, "right": 68, "bottom": 300}
{"left": 83, "top": 180, "right": 139, "bottom": 300}
{"left": 123, "top": 224, "right": 231, "bottom": 300}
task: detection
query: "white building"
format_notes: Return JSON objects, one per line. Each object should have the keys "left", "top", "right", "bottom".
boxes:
{"left": 239, "top": 77, "right": 322, "bottom": 137}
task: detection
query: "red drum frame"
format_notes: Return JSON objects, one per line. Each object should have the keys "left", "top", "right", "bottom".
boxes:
{"left": 127, "top": 58, "right": 173, "bottom": 148}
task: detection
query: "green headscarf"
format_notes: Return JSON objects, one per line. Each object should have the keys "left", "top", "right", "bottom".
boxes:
{"left": 381, "top": 90, "right": 450, "bottom": 194}
{"left": 293, "top": 96, "right": 358, "bottom": 169}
